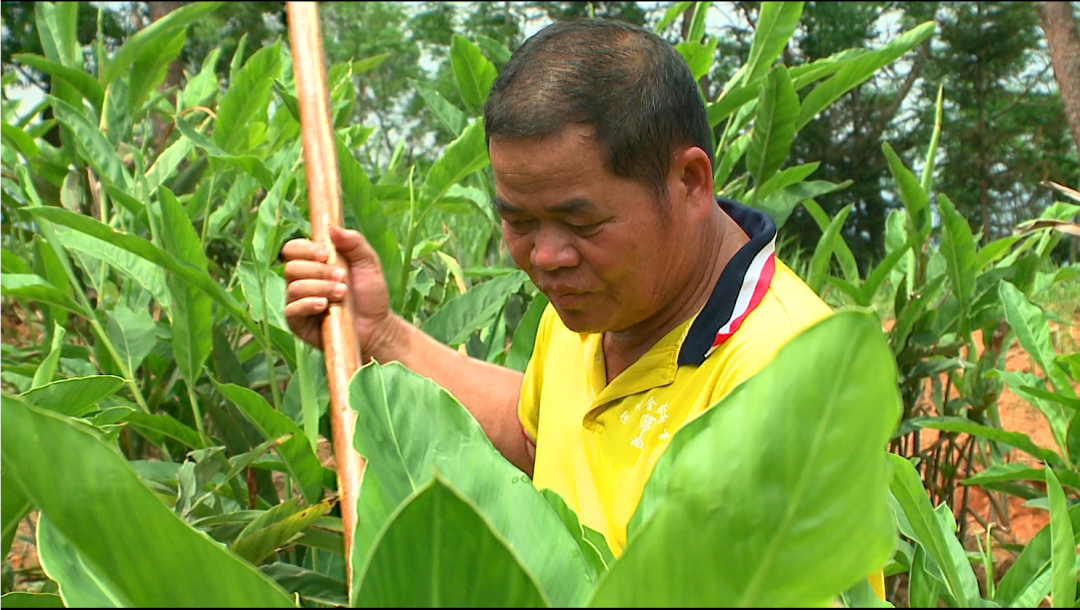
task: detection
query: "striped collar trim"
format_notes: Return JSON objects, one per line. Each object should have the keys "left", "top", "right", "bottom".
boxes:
{"left": 678, "top": 198, "right": 777, "bottom": 365}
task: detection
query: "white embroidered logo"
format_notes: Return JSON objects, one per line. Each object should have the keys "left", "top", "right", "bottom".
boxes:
{"left": 625, "top": 395, "right": 672, "bottom": 449}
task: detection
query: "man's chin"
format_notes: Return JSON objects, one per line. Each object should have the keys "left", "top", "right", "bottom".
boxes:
{"left": 552, "top": 306, "right": 607, "bottom": 334}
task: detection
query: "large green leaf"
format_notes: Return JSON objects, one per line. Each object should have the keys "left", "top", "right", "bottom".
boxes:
{"left": 48, "top": 96, "right": 129, "bottom": 189}
{"left": 937, "top": 194, "right": 976, "bottom": 332}
{"left": 105, "top": 305, "right": 158, "bottom": 376}
{"left": 21, "top": 207, "right": 264, "bottom": 346}
{"left": 354, "top": 476, "right": 549, "bottom": 608}
{"left": 215, "top": 42, "right": 281, "bottom": 153}
{"left": 101, "top": 2, "right": 224, "bottom": 86}
{"left": 232, "top": 498, "right": 335, "bottom": 566}
{"left": 913, "top": 416, "right": 1066, "bottom": 469}
{"left": 54, "top": 229, "right": 172, "bottom": 311}
{"left": 1044, "top": 467, "right": 1077, "bottom": 609}
{"left": 598, "top": 310, "right": 901, "bottom": 607}
{"left": 158, "top": 187, "right": 213, "bottom": 394}
{"left": 746, "top": 65, "right": 798, "bottom": 191}
{"left": 211, "top": 378, "right": 325, "bottom": 505}
{"left": 882, "top": 142, "right": 930, "bottom": 237}
{"left": 888, "top": 454, "right": 981, "bottom": 608}
{"left": 807, "top": 203, "right": 853, "bottom": 294}
{"left": 12, "top": 54, "right": 104, "bottom": 112}
{"left": 422, "top": 270, "right": 528, "bottom": 346}
{"left": 0, "top": 394, "right": 296, "bottom": 607}
{"left": 796, "top": 22, "right": 935, "bottom": 131}
{"left": 128, "top": 27, "right": 186, "bottom": 115}
{"left": 449, "top": 34, "right": 497, "bottom": 115}
{"left": 994, "top": 504, "right": 1080, "bottom": 608}
{"left": 411, "top": 78, "right": 468, "bottom": 136}
{"left": 19, "top": 375, "right": 125, "bottom": 418}
{"left": 999, "top": 281, "right": 1077, "bottom": 400}
{"left": 419, "top": 119, "right": 490, "bottom": 214}
{"left": 347, "top": 362, "right": 595, "bottom": 608}
{"left": 737, "top": 1, "right": 804, "bottom": 88}
{"left": 0, "top": 274, "right": 81, "bottom": 315}
{"left": 1, "top": 470, "right": 32, "bottom": 559}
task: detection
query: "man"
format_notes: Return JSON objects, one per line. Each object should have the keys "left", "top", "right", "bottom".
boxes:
{"left": 283, "top": 17, "right": 885, "bottom": 599}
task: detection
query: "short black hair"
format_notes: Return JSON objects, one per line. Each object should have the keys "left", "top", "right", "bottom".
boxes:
{"left": 483, "top": 18, "right": 714, "bottom": 201}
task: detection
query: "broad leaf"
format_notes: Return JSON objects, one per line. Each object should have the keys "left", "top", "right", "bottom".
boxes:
{"left": 215, "top": 42, "right": 281, "bottom": 153}
{"left": 937, "top": 194, "right": 976, "bottom": 332}
{"left": 20, "top": 375, "right": 125, "bottom": 418}
{"left": 999, "top": 281, "right": 1077, "bottom": 400}
{"left": 348, "top": 362, "right": 595, "bottom": 608}
{"left": 599, "top": 311, "right": 901, "bottom": 607}
{"left": 101, "top": 2, "right": 223, "bottom": 86}
{"left": 1045, "top": 467, "right": 1077, "bottom": 609}
{"left": 747, "top": 65, "right": 798, "bottom": 191}
{"left": 422, "top": 271, "right": 528, "bottom": 346}
{"left": 355, "top": 477, "right": 549, "bottom": 607}
{"left": 449, "top": 34, "right": 497, "bottom": 115}
{"left": 0, "top": 394, "right": 295, "bottom": 607}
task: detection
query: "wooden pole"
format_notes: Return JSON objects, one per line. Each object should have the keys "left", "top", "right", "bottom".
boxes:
{"left": 285, "top": 0, "right": 364, "bottom": 593}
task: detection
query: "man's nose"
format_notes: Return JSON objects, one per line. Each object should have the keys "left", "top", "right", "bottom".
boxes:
{"left": 530, "top": 226, "right": 580, "bottom": 271}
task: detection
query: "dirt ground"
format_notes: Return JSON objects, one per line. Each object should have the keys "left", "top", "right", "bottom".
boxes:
{"left": 3, "top": 301, "right": 1077, "bottom": 603}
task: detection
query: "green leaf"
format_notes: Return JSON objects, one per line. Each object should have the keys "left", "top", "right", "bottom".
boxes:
{"left": 0, "top": 394, "right": 295, "bottom": 607}
{"left": 211, "top": 378, "right": 324, "bottom": 505}
{"left": 539, "top": 488, "right": 612, "bottom": 583}
{"left": 105, "top": 305, "right": 158, "bottom": 376}
{"left": 336, "top": 135, "right": 404, "bottom": 311}
{"left": 30, "top": 322, "right": 65, "bottom": 389}
{"left": 20, "top": 375, "right": 126, "bottom": 418}
{"left": 419, "top": 119, "right": 490, "bottom": 215}
{"left": 21, "top": 208, "right": 265, "bottom": 351}
{"left": 887, "top": 453, "right": 979, "bottom": 608}
{"left": 913, "top": 416, "right": 1066, "bottom": 469}
{"left": 797, "top": 22, "right": 934, "bottom": 131}
{"left": 422, "top": 271, "right": 528, "bottom": 346}
{"left": 354, "top": 476, "right": 548, "bottom": 607}
{"left": 1000, "top": 281, "right": 1077, "bottom": 400}
{"left": 882, "top": 142, "right": 930, "bottom": 237}
{"left": 937, "top": 194, "right": 976, "bottom": 332}
{"left": 0, "top": 593, "right": 64, "bottom": 608}
{"left": 411, "top": 78, "right": 467, "bottom": 136}
{"left": 128, "top": 28, "right": 186, "bottom": 115}
{"left": 675, "top": 37, "right": 720, "bottom": 82}
{"left": 994, "top": 504, "right": 1080, "bottom": 608}
{"left": 602, "top": 311, "right": 900, "bottom": 607}
{"left": 260, "top": 562, "right": 346, "bottom": 607}
{"left": 233, "top": 498, "right": 334, "bottom": 566}
{"left": 1045, "top": 467, "right": 1077, "bottom": 608}
{"left": 505, "top": 293, "right": 549, "bottom": 373}
{"left": 348, "top": 362, "right": 595, "bottom": 608}
{"left": 474, "top": 34, "right": 513, "bottom": 65}
{"left": 48, "top": 96, "right": 129, "bottom": 189}
{"left": 755, "top": 179, "right": 852, "bottom": 229}
{"left": 0, "top": 274, "right": 82, "bottom": 315}
{"left": 122, "top": 410, "right": 205, "bottom": 450}
{"left": 214, "top": 42, "right": 281, "bottom": 153}
{"left": 449, "top": 34, "right": 497, "bottom": 115}
{"left": 36, "top": 515, "right": 118, "bottom": 607}
{"left": 907, "top": 546, "right": 942, "bottom": 609}
{"left": 751, "top": 161, "right": 820, "bottom": 204}
{"left": 13, "top": 54, "right": 105, "bottom": 112}
{"left": 738, "top": 1, "right": 804, "bottom": 87}
{"left": 173, "top": 116, "right": 274, "bottom": 188}
{"left": 351, "top": 52, "right": 391, "bottom": 75}
{"left": 158, "top": 187, "right": 213, "bottom": 392}
{"left": 656, "top": 1, "right": 694, "bottom": 34}
{"left": 182, "top": 47, "right": 223, "bottom": 111}
{"left": 54, "top": 230, "right": 171, "bottom": 311}
{"left": 144, "top": 132, "right": 195, "bottom": 194}
{"left": 1, "top": 470, "right": 32, "bottom": 559}
{"left": 807, "top": 203, "right": 853, "bottom": 294}
{"left": 102, "top": 2, "right": 224, "bottom": 86}
{"left": 747, "top": 65, "right": 799, "bottom": 191}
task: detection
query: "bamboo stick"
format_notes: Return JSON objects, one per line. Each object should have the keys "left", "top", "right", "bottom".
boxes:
{"left": 285, "top": 1, "right": 364, "bottom": 592}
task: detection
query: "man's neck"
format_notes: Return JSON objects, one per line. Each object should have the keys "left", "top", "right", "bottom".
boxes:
{"left": 602, "top": 209, "right": 749, "bottom": 384}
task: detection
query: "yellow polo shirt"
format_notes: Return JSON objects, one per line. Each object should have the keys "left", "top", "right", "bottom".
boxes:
{"left": 517, "top": 198, "right": 886, "bottom": 600}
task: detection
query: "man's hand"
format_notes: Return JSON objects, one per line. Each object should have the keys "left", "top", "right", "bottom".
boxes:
{"left": 282, "top": 227, "right": 394, "bottom": 358}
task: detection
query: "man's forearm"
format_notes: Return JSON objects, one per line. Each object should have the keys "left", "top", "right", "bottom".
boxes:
{"left": 364, "top": 314, "right": 533, "bottom": 476}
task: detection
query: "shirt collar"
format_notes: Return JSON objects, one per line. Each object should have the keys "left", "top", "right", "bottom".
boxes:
{"left": 678, "top": 198, "right": 777, "bottom": 365}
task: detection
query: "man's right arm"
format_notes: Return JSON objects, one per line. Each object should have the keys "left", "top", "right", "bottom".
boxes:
{"left": 282, "top": 227, "right": 533, "bottom": 476}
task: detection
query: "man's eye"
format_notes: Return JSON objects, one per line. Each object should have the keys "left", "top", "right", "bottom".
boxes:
{"left": 569, "top": 222, "right": 602, "bottom": 236}
{"left": 506, "top": 219, "right": 536, "bottom": 234}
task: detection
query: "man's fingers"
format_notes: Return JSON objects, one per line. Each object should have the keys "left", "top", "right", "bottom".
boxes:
{"left": 283, "top": 259, "right": 346, "bottom": 283}
{"left": 287, "top": 278, "right": 349, "bottom": 303}
{"left": 285, "top": 296, "right": 330, "bottom": 320}
{"left": 281, "top": 238, "right": 329, "bottom": 263}
{"left": 330, "top": 227, "right": 379, "bottom": 266}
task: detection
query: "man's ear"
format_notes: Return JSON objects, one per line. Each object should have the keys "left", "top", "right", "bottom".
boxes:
{"left": 672, "top": 146, "right": 715, "bottom": 219}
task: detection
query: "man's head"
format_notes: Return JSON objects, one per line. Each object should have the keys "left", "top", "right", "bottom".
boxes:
{"left": 483, "top": 18, "right": 714, "bottom": 202}
{"left": 485, "top": 19, "right": 721, "bottom": 336}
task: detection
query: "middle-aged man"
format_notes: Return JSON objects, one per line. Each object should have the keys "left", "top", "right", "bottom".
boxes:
{"left": 283, "top": 17, "right": 886, "bottom": 599}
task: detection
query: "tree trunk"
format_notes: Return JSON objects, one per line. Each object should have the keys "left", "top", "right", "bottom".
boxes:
{"left": 1037, "top": 1, "right": 1080, "bottom": 156}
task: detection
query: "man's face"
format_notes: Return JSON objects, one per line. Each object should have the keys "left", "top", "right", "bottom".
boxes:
{"left": 490, "top": 124, "right": 688, "bottom": 334}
